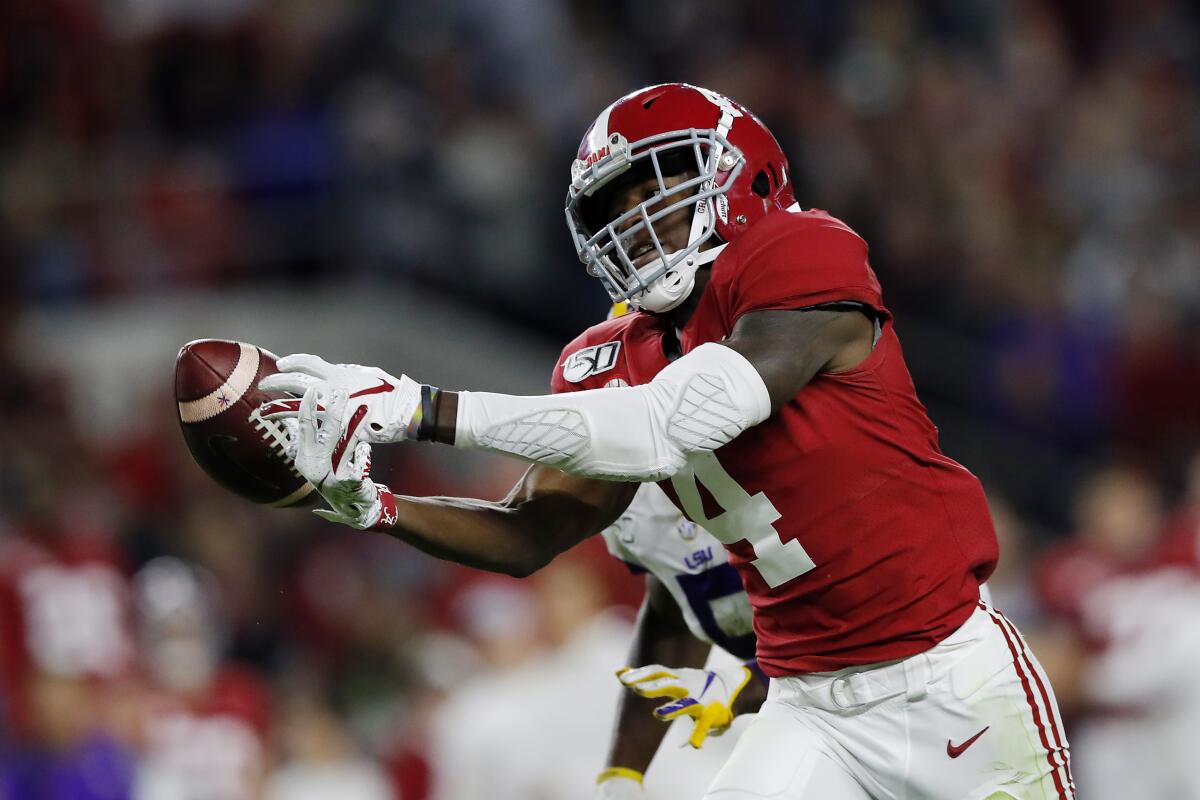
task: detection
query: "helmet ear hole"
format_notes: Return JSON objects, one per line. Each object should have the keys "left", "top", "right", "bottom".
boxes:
{"left": 751, "top": 169, "right": 771, "bottom": 198}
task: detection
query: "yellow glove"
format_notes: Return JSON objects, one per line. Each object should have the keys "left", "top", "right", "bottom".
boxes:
{"left": 617, "top": 663, "right": 752, "bottom": 749}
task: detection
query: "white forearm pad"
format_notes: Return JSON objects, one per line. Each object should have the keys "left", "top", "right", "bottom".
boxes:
{"left": 454, "top": 343, "right": 771, "bottom": 481}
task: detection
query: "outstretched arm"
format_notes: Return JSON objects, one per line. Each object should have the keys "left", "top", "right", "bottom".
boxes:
{"left": 258, "top": 307, "right": 873, "bottom": 524}
{"left": 385, "top": 464, "right": 638, "bottom": 578}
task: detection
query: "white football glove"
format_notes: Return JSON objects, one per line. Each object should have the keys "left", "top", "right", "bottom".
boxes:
{"left": 617, "top": 663, "right": 752, "bottom": 749}
{"left": 593, "top": 769, "right": 643, "bottom": 799}
{"left": 259, "top": 354, "right": 424, "bottom": 444}
{"left": 288, "top": 383, "right": 398, "bottom": 531}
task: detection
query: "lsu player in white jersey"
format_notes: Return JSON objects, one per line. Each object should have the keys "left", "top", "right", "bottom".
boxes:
{"left": 596, "top": 481, "right": 769, "bottom": 800}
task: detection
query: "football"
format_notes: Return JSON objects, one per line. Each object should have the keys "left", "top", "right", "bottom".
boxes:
{"left": 175, "top": 339, "right": 315, "bottom": 506}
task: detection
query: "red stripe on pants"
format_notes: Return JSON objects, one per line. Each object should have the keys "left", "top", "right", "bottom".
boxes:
{"left": 993, "top": 607, "right": 1075, "bottom": 794}
{"left": 979, "top": 603, "right": 1070, "bottom": 800}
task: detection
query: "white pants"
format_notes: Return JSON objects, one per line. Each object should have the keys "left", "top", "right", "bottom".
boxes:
{"left": 704, "top": 604, "right": 1074, "bottom": 800}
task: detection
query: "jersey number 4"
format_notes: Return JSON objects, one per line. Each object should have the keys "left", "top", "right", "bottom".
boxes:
{"left": 670, "top": 453, "right": 815, "bottom": 588}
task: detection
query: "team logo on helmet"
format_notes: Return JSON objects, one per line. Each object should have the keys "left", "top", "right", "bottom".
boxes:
{"left": 571, "top": 133, "right": 629, "bottom": 192}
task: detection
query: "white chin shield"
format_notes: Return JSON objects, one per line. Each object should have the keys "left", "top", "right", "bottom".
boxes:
{"left": 630, "top": 244, "right": 726, "bottom": 312}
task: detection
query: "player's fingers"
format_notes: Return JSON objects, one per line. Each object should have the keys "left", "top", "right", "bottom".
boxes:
{"left": 323, "top": 388, "right": 349, "bottom": 436}
{"left": 278, "top": 417, "right": 300, "bottom": 461}
{"left": 328, "top": 397, "right": 367, "bottom": 475}
{"left": 617, "top": 665, "right": 675, "bottom": 686}
{"left": 275, "top": 354, "right": 334, "bottom": 378}
{"left": 653, "top": 697, "right": 699, "bottom": 722}
{"left": 686, "top": 715, "right": 714, "bottom": 749}
{"left": 259, "top": 372, "right": 319, "bottom": 396}
{"left": 624, "top": 677, "right": 689, "bottom": 699}
{"left": 342, "top": 440, "right": 373, "bottom": 483}
{"left": 258, "top": 398, "right": 301, "bottom": 419}
{"left": 296, "top": 387, "right": 339, "bottom": 481}
{"left": 258, "top": 396, "right": 332, "bottom": 420}
{"left": 293, "top": 386, "right": 324, "bottom": 480}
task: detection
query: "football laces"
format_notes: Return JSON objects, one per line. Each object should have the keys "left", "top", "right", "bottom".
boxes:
{"left": 249, "top": 408, "right": 302, "bottom": 478}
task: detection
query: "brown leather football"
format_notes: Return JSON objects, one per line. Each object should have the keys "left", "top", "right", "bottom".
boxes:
{"left": 175, "top": 339, "right": 315, "bottom": 506}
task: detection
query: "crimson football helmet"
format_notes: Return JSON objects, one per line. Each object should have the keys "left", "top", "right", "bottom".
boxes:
{"left": 565, "top": 83, "right": 795, "bottom": 312}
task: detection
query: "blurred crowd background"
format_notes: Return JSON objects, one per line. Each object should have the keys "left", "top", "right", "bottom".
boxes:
{"left": 2, "top": 0, "right": 1200, "bottom": 798}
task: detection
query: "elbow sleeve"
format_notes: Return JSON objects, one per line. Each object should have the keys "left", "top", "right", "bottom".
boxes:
{"left": 454, "top": 343, "right": 771, "bottom": 480}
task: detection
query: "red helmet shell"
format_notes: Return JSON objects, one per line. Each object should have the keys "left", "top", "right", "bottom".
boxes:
{"left": 574, "top": 83, "right": 795, "bottom": 242}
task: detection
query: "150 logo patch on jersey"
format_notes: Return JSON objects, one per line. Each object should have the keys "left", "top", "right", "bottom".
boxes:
{"left": 562, "top": 341, "right": 621, "bottom": 383}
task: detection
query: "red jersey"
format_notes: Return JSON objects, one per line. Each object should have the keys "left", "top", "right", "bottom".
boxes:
{"left": 0, "top": 530, "right": 135, "bottom": 737}
{"left": 552, "top": 209, "right": 997, "bottom": 675}
{"left": 136, "top": 666, "right": 270, "bottom": 800}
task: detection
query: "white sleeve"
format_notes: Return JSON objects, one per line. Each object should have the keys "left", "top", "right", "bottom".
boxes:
{"left": 454, "top": 342, "right": 771, "bottom": 481}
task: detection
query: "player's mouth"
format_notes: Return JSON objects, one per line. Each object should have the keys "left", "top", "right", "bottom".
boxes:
{"left": 629, "top": 241, "right": 660, "bottom": 268}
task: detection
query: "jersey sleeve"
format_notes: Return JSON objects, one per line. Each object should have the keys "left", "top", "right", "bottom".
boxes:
{"left": 549, "top": 342, "right": 577, "bottom": 395}
{"left": 549, "top": 313, "right": 646, "bottom": 394}
{"left": 725, "top": 215, "right": 886, "bottom": 323}
{"left": 549, "top": 333, "right": 603, "bottom": 394}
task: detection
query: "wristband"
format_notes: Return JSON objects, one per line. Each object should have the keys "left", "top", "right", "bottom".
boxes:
{"left": 596, "top": 767, "right": 643, "bottom": 785}
{"left": 368, "top": 485, "right": 399, "bottom": 531}
{"left": 409, "top": 384, "right": 441, "bottom": 441}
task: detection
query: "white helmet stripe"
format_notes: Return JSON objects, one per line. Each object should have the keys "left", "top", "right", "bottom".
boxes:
{"left": 586, "top": 101, "right": 616, "bottom": 153}
{"left": 691, "top": 87, "right": 743, "bottom": 125}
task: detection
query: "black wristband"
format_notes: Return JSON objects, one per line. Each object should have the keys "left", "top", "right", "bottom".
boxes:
{"left": 416, "top": 384, "right": 441, "bottom": 441}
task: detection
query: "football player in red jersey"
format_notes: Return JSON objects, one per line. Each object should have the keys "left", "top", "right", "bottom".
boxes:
{"left": 262, "top": 83, "right": 1073, "bottom": 799}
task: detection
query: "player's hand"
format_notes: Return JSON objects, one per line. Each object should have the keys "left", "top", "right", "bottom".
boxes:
{"left": 258, "top": 354, "right": 423, "bottom": 444}
{"left": 617, "top": 663, "right": 752, "bottom": 749}
{"left": 289, "top": 383, "right": 398, "bottom": 531}
{"left": 593, "top": 769, "right": 643, "bottom": 799}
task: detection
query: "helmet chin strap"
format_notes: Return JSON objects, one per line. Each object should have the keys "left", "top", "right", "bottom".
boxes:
{"left": 628, "top": 241, "right": 727, "bottom": 312}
